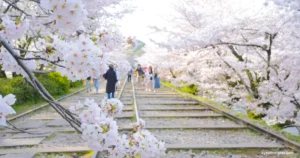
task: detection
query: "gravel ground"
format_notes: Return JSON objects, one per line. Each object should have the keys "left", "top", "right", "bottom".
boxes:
{"left": 140, "top": 110, "right": 217, "bottom": 116}
{"left": 95, "top": 149, "right": 297, "bottom": 158}
{"left": 137, "top": 100, "right": 198, "bottom": 104}
{"left": 116, "top": 118, "right": 135, "bottom": 127}
{"left": 141, "top": 118, "right": 238, "bottom": 127}
{"left": 150, "top": 129, "right": 280, "bottom": 145}
{"left": 39, "top": 133, "right": 84, "bottom": 148}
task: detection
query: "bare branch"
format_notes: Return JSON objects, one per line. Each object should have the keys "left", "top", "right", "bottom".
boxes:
{"left": 18, "top": 56, "right": 65, "bottom": 68}
{"left": 3, "top": 0, "right": 30, "bottom": 16}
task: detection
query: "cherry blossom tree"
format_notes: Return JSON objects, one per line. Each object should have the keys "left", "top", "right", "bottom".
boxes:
{"left": 0, "top": 0, "right": 165, "bottom": 156}
{"left": 148, "top": 0, "right": 300, "bottom": 126}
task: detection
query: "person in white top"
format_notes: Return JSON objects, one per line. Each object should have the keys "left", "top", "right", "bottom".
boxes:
{"left": 144, "top": 67, "right": 153, "bottom": 91}
{"left": 115, "top": 66, "right": 120, "bottom": 91}
{"left": 93, "top": 71, "right": 101, "bottom": 94}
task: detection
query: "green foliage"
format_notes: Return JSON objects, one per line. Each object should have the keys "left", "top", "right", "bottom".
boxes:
{"left": 163, "top": 81, "right": 198, "bottom": 95}
{"left": 247, "top": 110, "right": 266, "bottom": 119}
{"left": 179, "top": 84, "right": 198, "bottom": 95}
{"left": 37, "top": 72, "right": 70, "bottom": 95}
{"left": 0, "top": 72, "right": 83, "bottom": 106}
{"left": 70, "top": 80, "right": 83, "bottom": 88}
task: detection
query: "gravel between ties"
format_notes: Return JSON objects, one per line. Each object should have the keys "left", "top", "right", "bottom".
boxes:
{"left": 150, "top": 129, "right": 281, "bottom": 145}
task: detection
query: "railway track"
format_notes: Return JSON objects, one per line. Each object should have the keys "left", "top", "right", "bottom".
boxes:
{"left": 119, "top": 78, "right": 299, "bottom": 157}
{"left": 0, "top": 77, "right": 299, "bottom": 158}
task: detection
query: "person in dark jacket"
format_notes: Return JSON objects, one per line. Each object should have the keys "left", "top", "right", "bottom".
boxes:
{"left": 135, "top": 64, "right": 144, "bottom": 87}
{"left": 103, "top": 65, "right": 118, "bottom": 99}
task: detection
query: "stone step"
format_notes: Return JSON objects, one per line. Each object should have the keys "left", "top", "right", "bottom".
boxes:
{"left": 137, "top": 101, "right": 199, "bottom": 105}
{"left": 119, "top": 125, "right": 246, "bottom": 130}
{"left": 0, "top": 138, "right": 45, "bottom": 147}
{"left": 123, "top": 107, "right": 133, "bottom": 111}
{"left": 136, "top": 93, "right": 178, "bottom": 95}
{"left": 12, "top": 132, "right": 53, "bottom": 139}
{"left": 47, "top": 119, "right": 70, "bottom": 127}
{"left": 30, "top": 112, "right": 134, "bottom": 120}
{"left": 140, "top": 114, "right": 223, "bottom": 118}
{"left": 136, "top": 95, "right": 186, "bottom": 98}
{"left": 0, "top": 146, "right": 90, "bottom": 155}
{"left": 165, "top": 143, "right": 284, "bottom": 150}
{"left": 0, "top": 153, "right": 36, "bottom": 158}
{"left": 18, "top": 122, "right": 47, "bottom": 130}
{"left": 138, "top": 107, "right": 209, "bottom": 111}
{"left": 26, "top": 128, "right": 76, "bottom": 133}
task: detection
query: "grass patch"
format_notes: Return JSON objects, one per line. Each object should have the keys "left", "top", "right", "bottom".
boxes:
{"left": 34, "top": 151, "right": 94, "bottom": 158}
{"left": 130, "top": 116, "right": 137, "bottom": 122}
{"left": 78, "top": 151, "right": 94, "bottom": 157}
{"left": 45, "top": 133, "right": 56, "bottom": 141}
{"left": 162, "top": 81, "right": 300, "bottom": 144}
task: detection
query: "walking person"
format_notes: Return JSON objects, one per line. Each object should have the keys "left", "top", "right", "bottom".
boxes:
{"left": 86, "top": 76, "right": 92, "bottom": 92}
{"left": 103, "top": 65, "right": 118, "bottom": 99}
{"left": 115, "top": 67, "right": 120, "bottom": 91}
{"left": 93, "top": 72, "right": 101, "bottom": 94}
{"left": 144, "top": 69, "right": 152, "bottom": 91}
{"left": 135, "top": 64, "right": 144, "bottom": 87}
{"left": 148, "top": 66, "right": 153, "bottom": 91}
{"left": 127, "top": 69, "right": 132, "bottom": 82}
{"left": 154, "top": 73, "right": 160, "bottom": 92}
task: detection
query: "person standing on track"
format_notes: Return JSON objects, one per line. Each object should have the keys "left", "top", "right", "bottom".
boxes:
{"left": 103, "top": 65, "right": 118, "bottom": 99}
{"left": 148, "top": 66, "right": 153, "bottom": 91}
{"left": 93, "top": 72, "right": 101, "bottom": 94}
{"left": 127, "top": 69, "right": 132, "bottom": 82}
{"left": 115, "top": 66, "right": 120, "bottom": 91}
{"left": 154, "top": 73, "right": 160, "bottom": 92}
{"left": 86, "top": 76, "right": 92, "bottom": 92}
{"left": 135, "top": 64, "right": 144, "bottom": 87}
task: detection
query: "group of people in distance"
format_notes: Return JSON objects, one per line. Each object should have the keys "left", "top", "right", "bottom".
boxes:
{"left": 130, "top": 64, "right": 160, "bottom": 92}
{"left": 85, "top": 63, "right": 160, "bottom": 99}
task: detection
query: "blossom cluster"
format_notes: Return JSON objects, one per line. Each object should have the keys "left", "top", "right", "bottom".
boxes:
{"left": 53, "top": 35, "right": 109, "bottom": 81}
{"left": 40, "top": 0, "right": 88, "bottom": 33}
{"left": 127, "top": 119, "right": 166, "bottom": 157}
{"left": 69, "top": 98, "right": 166, "bottom": 157}
{"left": 0, "top": 46, "right": 36, "bottom": 77}
{"left": 0, "top": 16, "right": 29, "bottom": 41}
{"left": 94, "top": 28, "right": 123, "bottom": 52}
{"left": 0, "top": 94, "right": 17, "bottom": 126}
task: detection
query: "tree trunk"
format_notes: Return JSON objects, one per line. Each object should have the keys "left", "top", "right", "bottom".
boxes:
{"left": 169, "top": 68, "right": 176, "bottom": 78}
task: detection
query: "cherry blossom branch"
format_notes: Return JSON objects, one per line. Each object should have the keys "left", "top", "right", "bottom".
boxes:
{"left": 6, "top": 120, "right": 50, "bottom": 135}
{"left": 213, "top": 42, "right": 267, "bottom": 51}
{"left": 13, "top": 47, "right": 44, "bottom": 53}
{"left": 33, "top": 70, "right": 55, "bottom": 74}
{"left": 215, "top": 49, "right": 254, "bottom": 98}
{"left": 0, "top": 35, "right": 82, "bottom": 133}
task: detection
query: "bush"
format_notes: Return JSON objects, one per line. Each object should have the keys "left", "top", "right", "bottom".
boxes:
{"left": 0, "top": 72, "right": 83, "bottom": 106}
{"left": 70, "top": 80, "right": 83, "bottom": 88}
